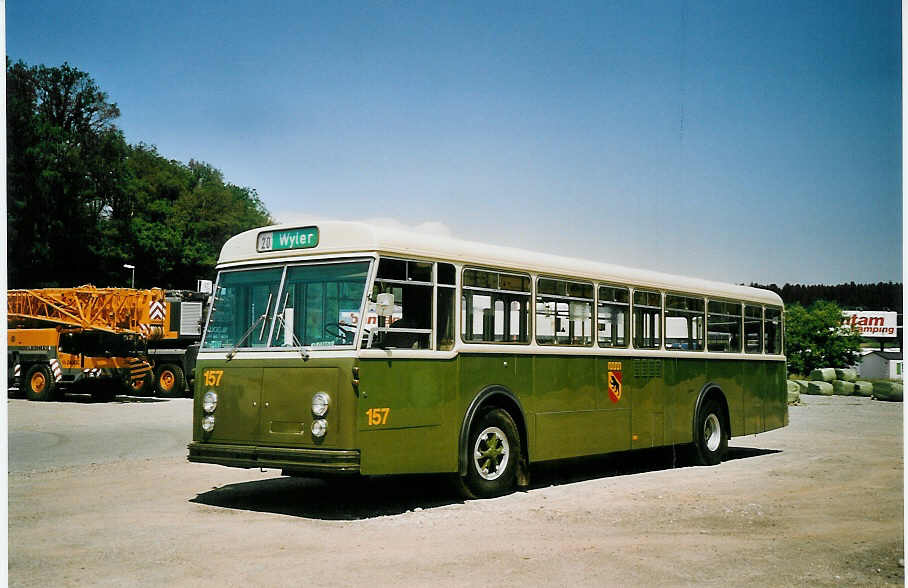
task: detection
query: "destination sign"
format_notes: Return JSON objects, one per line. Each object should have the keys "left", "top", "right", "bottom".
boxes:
{"left": 257, "top": 227, "right": 319, "bottom": 252}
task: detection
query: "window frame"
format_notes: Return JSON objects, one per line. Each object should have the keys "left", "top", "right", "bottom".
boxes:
{"left": 461, "top": 266, "right": 532, "bottom": 344}
{"left": 595, "top": 282, "right": 631, "bottom": 349}
{"left": 632, "top": 288, "right": 663, "bottom": 350}
{"left": 743, "top": 304, "right": 764, "bottom": 354}
{"left": 663, "top": 292, "right": 706, "bottom": 352}
{"left": 535, "top": 276, "right": 595, "bottom": 347}
{"left": 705, "top": 298, "right": 743, "bottom": 353}
{"left": 370, "top": 256, "right": 439, "bottom": 350}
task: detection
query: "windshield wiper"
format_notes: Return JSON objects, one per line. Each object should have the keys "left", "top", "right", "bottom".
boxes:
{"left": 273, "top": 312, "right": 310, "bottom": 360}
{"left": 225, "top": 293, "right": 272, "bottom": 362}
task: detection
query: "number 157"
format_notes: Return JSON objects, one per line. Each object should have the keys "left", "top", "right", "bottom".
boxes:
{"left": 366, "top": 408, "right": 390, "bottom": 425}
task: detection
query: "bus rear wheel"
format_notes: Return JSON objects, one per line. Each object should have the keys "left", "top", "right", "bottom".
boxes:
{"left": 692, "top": 396, "right": 728, "bottom": 466}
{"left": 25, "top": 364, "right": 56, "bottom": 402}
{"left": 154, "top": 364, "right": 185, "bottom": 398}
{"left": 459, "top": 408, "right": 521, "bottom": 499}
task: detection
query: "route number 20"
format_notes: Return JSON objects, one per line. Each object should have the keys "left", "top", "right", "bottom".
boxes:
{"left": 204, "top": 370, "right": 224, "bottom": 387}
{"left": 366, "top": 408, "right": 390, "bottom": 426}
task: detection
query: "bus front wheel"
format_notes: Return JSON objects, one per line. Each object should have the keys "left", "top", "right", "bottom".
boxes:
{"left": 692, "top": 396, "right": 728, "bottom": 466}
{"left": 459, "top": 408, "right": 521, "bottom": 499}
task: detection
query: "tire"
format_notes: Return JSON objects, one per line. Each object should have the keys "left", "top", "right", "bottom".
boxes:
{"left": 692, "top": 396, "right": 728, "bottom": 466}
{"left": 459, "top": 408, "right": 521, "bottom": 499}
{"left": 130, "top": 372, "right": 153, "bottom": 395}
{"left": 24, "top": 364, "right": 57, "bottom": 402}
{"left": 154, "top": 364, "right": 185, "bottom": 398}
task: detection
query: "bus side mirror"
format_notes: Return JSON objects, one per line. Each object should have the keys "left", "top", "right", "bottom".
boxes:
{"left": 368, "top": 293, "right": 396, "bottom": 349}
{"left": 376, "top": 293, "right": 395, "bottom": 319}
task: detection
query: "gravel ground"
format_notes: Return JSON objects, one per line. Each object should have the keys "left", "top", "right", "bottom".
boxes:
{"left": 8, "top": 393, "right": 904, "bottom": 587}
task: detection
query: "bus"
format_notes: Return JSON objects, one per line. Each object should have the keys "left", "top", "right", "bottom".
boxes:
{"left": 188, "top": 221, "right": 787, "bottom": 498}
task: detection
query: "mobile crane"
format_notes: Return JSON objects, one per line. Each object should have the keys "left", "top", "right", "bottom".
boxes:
{"left": 7, "top": 285, "right": 209, "bottom": 401}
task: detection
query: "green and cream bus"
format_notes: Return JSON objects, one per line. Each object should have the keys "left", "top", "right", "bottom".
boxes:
{"left": 188, "top": 221, "right": 787, "bottom": 497}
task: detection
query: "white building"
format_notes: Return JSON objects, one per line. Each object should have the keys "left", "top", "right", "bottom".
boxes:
{"left": 857, "top": 350, "right": 903, "bottom": 380}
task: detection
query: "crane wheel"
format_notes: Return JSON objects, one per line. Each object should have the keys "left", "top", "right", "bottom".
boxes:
{"left": 155, "top": 364, "right": 185, "bottom": 398}
{"left": 25, "top": 364, "right": 57, "bottom": 402}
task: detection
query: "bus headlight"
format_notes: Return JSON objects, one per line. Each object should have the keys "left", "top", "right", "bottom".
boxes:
{"left": 311, "top": 419, "right": 327, "bottom": 437}
{"left": 312, "top": 392, "right": 330, "bottom": 417}
{"left": 201, "top": 414, "right": 216, "bottom": 433}
{"left": 202, "top": 390, "right": 218, "bottom": 413}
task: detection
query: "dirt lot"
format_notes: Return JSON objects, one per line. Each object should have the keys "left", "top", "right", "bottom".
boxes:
{"left": 8, "top": 393, "right": 904, "bottom": 587}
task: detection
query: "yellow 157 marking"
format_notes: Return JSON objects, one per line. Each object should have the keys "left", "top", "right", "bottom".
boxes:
{"left": 204, "top": 370, "right": 224, "bottom": 387}
{"left": 366, "top": 408, "right": 390, "bottom": 426}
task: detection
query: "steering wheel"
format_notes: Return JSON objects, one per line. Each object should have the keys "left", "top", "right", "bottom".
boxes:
{"left": 324, "top": 322, "right": 354, "bottom": 344}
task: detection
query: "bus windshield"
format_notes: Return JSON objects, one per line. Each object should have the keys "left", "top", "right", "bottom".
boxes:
{"left": 202, "top": 261, "right": 371, "bottom": 350}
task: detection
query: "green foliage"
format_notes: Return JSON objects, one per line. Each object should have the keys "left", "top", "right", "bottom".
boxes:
{"left": 784, "top": 300, "right": 863, "bottom": 376}
{"left": 7, "top": 59, "right": 273, "bottom": 289}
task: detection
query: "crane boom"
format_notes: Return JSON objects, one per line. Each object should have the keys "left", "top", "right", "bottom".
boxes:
{"left": 7, "top": 286, "right": 166, "bottom": 334}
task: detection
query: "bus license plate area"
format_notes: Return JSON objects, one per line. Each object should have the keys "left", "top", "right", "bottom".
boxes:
{"left": 261, "top": 367, "right": 339, "bottom": 446}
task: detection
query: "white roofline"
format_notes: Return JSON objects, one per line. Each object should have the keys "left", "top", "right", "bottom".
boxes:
{"left": 217, "top": 221, "right": 784, "bottom": 306}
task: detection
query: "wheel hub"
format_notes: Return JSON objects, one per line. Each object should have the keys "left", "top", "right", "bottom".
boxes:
{"left": 473, "top": 426, "right": 510, "bottom": 481}
{"left": 31, "top": 372, "right": 46, "bottom": 393}
{"left": 704, "top": 413, "right": 721, "bottom": 452}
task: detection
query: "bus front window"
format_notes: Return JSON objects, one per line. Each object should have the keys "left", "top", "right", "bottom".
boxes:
{"left": 271, "top": 261, "right": 371, "bottom": 348}
{"left": 202, "top": 267, "right": 284, "bottom": 350}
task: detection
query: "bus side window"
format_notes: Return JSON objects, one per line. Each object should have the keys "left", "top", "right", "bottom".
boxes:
{"left": 536, "top": 278, "right": 593, "bottom": 346}
{"left": 633, "top": 289, "right": 662, "bottom": 349}
{"left": 744, "top": 305, "right": 763, "bottom": 353}
{"left": 764, "top": 306, "right": 783, "bottom": 354}
{"left": 461, "top": 268, "right": 531, "bottom": 344}
{"left": 665, "top": 294, "right": 705, "bottom": 351}
{"left": 437, "top": 263, "right": 456, "bottom": 350}
{"left": 370, "top": 258, "right": 434, "bottom": 349}
{"left": 597, "top": 285, "right": 629, "bottom": 348}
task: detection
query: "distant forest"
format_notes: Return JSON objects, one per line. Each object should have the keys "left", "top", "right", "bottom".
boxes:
{"left": 749, "top": 282, "right": 903, "bottom": 314}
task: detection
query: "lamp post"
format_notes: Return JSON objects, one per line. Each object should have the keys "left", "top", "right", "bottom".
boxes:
{"left": 123, "top": 264, "right": 135, "bottom": 288}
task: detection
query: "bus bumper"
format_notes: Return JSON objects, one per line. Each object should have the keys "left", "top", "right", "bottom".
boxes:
{"left": 187, "top": 442, "right": 361, "bottom": 473}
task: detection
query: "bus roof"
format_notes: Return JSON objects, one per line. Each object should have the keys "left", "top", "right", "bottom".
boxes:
{"left": 218, "top": 221, "right": 784, "bottom": 306}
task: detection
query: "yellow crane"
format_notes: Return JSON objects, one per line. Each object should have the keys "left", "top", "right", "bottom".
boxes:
{"left": 7, "top": 286, "right": 166, "bottom": 401}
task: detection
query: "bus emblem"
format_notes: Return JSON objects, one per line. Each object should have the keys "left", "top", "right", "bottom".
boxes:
{"left": 608, "top": 370, "right": 623, "bottom": 403}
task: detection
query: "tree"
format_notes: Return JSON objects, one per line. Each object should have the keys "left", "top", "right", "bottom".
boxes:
{"left": 7, "top": 59, "right": 130, "bottom": 287}
{"left": 7, "top": 59, "right": 274, "bottom": 289}
{"left": 785, "top": 301, "right": 863, "bottom": 376}
{"left": 123, "top": 146, "right": 272, "bottom": 288}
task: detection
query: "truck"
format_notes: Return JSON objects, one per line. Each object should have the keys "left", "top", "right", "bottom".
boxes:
{"left": 135, "top": 289, "right": 209, "bottom": 397}
{"left": 7, "top": 285, "right": 211, "bottom": 400}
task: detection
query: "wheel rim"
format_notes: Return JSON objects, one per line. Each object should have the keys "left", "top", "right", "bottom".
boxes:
{"left": 473, "top": 426, "right": 510, "bottom": 481}
{"left": 30, "top": 372, "right": 46, "bottom": 394}
{"left": 132, "top": 377, "right": 146, "bottom": 392}
{"left": 160, "top": 371, "right": 174, "bottom": 391}
{"left": 704, "top": 413, "right": 721, "bottom": 452}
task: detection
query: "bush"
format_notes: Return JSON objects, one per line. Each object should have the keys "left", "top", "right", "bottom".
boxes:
{"left": 785, "top": 301, "right": 862, "bottom": 376}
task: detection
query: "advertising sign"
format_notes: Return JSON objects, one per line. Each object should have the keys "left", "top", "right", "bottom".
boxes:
{"left": 841, "top": 311, "right": 898, "bottom": 337}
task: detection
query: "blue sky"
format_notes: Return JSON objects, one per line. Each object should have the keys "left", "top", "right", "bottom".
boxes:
{"left": 8, "top": 1, "right": 902, "bottom": 285}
